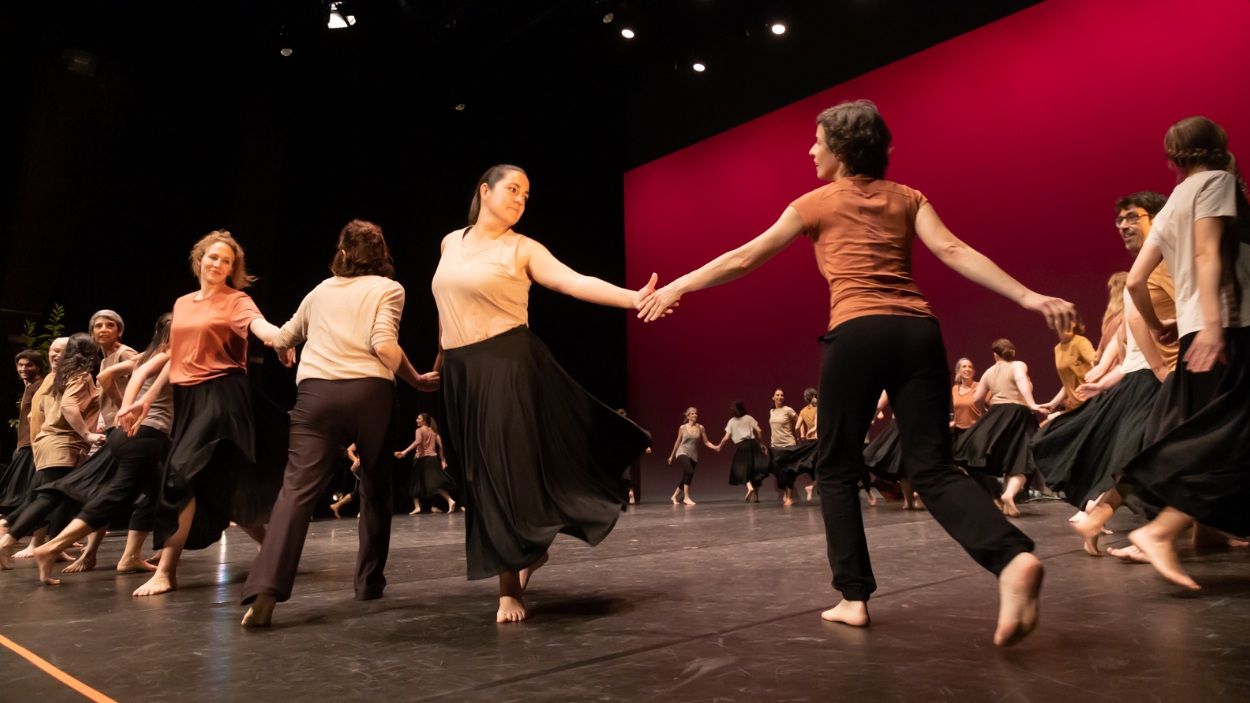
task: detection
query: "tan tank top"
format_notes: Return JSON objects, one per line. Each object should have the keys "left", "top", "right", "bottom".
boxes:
{"left": 982, "top": 362, "right": 1026, "bottom": 405}
{"left": 431, "top": 227, "right": 532, "bottom": 349}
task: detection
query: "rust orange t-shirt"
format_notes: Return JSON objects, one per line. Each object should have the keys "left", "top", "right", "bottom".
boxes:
{"left": 169, "top": 289, "right": 262, "bottom": 385}
{"left": 789, "top": 176, "right": 934, "bottom": 332}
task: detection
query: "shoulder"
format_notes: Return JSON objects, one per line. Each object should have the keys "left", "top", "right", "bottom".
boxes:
{"left": 1012, "top": 360, "right": 1029, "bottom": 373}
{"left": 440, "top": 229, "right": 464, "bottom": 252}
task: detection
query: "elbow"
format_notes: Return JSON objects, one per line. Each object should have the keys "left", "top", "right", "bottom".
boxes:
{"left": 938, "top": 240, "right": 968, "bottom": 263}
{"left": 1126, "top": 271, "right": 1149, "bottom": 295}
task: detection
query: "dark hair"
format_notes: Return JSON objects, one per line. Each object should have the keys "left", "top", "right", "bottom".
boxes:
{"left": 418, "top": 412, "right": 438, "bottom": 434}
{"left": 52, "top": 333, "right": 101, "bottom": 399}
{"left": 468, "top": 164, "right": 528, "bottom": 225}
{"left": 802, "top": 388, "right": 817, "bottom": 404}
{"left": 991, "top": 338, "right": 1016, "bottom": 361}
{"left": 1114, "top": 191, "right": 1167, "bottom": 218}
{"left": 331, "top": 219, "right": 394, "bottom": 278}
{"left": 1070, "top": 313, "right": 1087, "bottom": 338}
{"left": 1165, "top": 116, "right": 1234, "bottom": 172}
{"left": 15, "top": 349, "right": 44, "bottom": 373}
{"left": 730, "top": 400, "right": 747, "bottom": 418}
{"left": 816, "top": 100, "right": 891, "bottom": 179}
{"left": 137, "top": 313, "right": 173, "bottom": 367}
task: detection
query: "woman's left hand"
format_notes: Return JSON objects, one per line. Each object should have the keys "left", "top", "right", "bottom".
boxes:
{"left": 637, "top": 276, "right": 681, "bottom": 322}
{"left": 1185, "top": 325, "right": 1226, "bottom": 373}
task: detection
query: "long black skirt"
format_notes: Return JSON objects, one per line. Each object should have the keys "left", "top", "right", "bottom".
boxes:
{"left": 40, "top": 434, "right": 120, "bottom": 505}
{"left": 156, "top": 373, "right": 286, "bottom": 551}
{"left": 1122, "top": 328, "right": 1250, "bottom": 536}
{"left": 953, "top": 403, "right": 1038, "bottom": 477}
{"left": 1035, "top": 369, "right": 1161, "bottom": 509}
{"left": 771, "top": 442, "right": 818, "bottom": 489}
{"left": 729, "top": 439, "right": 771, "bottom": 486}
{"left": 441, "top": 326, "right": 651, "bottom": 580}
{"left": 863, "top": 421, "right": 902, "bottom": 478}
{"left": 0, "top": 447, "right": 35, "bottom": 514}
{"left": 411, "top": 455, "right": 456, "bottom": 499}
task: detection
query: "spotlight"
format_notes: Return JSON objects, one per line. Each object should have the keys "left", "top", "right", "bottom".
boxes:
{"left": 280, "top": 47, "right": 294, "bottom": 57}
{"left": 327, "top": 2, "right": 356, "bottom": 30}
{"left": 454, "top": 103, "right": 467, "bottom": 112}
{"left": 621, "top": 27, "right": 636, "bottom": 39}
{"left": 770, "top": 22, "right": 787, "bottom": 35}
{"left": 602, "top": 13, "right": 614, "bottom": 24}
{"left": 692, "top": 61, "right": 706, "bottom": 72}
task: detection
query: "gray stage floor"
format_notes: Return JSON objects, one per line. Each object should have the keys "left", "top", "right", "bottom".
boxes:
{"left": 2, "top": 499, "right": 1250, "bottom": 702}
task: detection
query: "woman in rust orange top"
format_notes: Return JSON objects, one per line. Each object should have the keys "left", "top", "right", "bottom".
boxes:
{"left": 640, "top": 100, "right": 1074, "bottom": 646}
{"left": 950, "top": 357, "right": 982, "bottom": 434}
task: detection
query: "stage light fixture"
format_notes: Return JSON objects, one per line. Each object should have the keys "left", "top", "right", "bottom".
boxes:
{"left": 602, "top": 13, "right": 615, "bottom": 23}
{"left": 327, "top": 2, "right": 356, "bottom": 29}
{"left": 280, "top": 47, "right": 294, "bottom": 57}
{"left": 692, "top": 61, "right": 706, "bottom": 72}
{"left": 621, "top": 27, "right": 636, "bottom": 39}
{"left": 454, "top": 103, "right": 467, "bottom": 112}
{"left": 770, "top": 22, "right": 787, "bottom": 35}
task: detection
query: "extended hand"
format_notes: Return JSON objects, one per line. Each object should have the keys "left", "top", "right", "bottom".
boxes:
{"left": 275, "top": 347, "right": 296, "bottom": 368}
{"left": 1022, "top": 292, "right": 1076, "bottom": 334}
{"left": 415, "top": 371, "right": 440, "bottom": 392}
{"left": 637, "top": 277, "right": 681, "bottom": 323}
{"left": 1184, "top": 325, "right": 1225, "bottom": 373}
{"left": 1075, "top": 382, "right": 1103, "bottom": 400}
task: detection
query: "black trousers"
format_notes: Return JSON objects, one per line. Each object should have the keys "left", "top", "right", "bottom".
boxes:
{"left": 242, "top": 377, "right": 395, "bottom": 604}
{"left": 5, "top": 467, "right": 76, "bottom": 539}
{"left": 816, "top": 316, "right": 1034, "bottom": 601}
{"left": 76, "top": 427, "right": 168, "bottom": 532}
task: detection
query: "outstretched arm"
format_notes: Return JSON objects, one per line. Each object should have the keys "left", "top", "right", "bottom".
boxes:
{"left": 638, "top": 208, "right": 806, "bottom": 322}
{"left": 914, "top": 204, "right": 1074, "bottom": 332}
{"left": 522, "top": 238, "right": 664, "bottom": 311}
{"left": 701, "top": 425, "right": 719, "bottom": 450}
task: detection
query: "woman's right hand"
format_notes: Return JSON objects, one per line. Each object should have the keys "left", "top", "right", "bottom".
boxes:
{"left": 1153, "top": 318, "right": 1179, "bottom": 346}
{"left": 667, "top": 457, "right": 673, "bottom": 465}
{"left": 393, "top": 451, "right": 405, "bottom": 458}
{"left": 1021, "top": 292, "right": 1076, "bottom": 333}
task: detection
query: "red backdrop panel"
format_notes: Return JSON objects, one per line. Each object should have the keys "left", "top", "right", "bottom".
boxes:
{"left": 624, "top": 0, "right": 1250, "bottom": 498}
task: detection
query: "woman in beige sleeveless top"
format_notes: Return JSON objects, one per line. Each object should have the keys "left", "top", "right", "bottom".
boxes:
{"left": 952, "top": 338, "right": 1045, "bottom": 517}
{"left": 431, "top": 164, "right": 664, "bottom": 624}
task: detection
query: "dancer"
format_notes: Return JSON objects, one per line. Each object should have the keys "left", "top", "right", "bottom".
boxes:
{"left": 862, "top": 392, "right": 902, "bottom": 508}
{"left": 1037, "top": 192, "right": 1175, "bottom": 555}
{"left": 1093, "top": 273, "right": 1128, "bottom": 365}
{"left": 431, "top": 164, "right": 654, "bottom": 623}
{"left": 241, "top": 219, "right": 437, "bottom": 627}
{"left": 396, "top": 413, "right": 455, "bottom": 514}
{"left": 953, "top": 339, "right": 1045, "bottom": 517}
{"left": 0, "top": 334, "right": 103, "bottom": 568}
{"left": 1036, "top": 318, "right": 1097, "bottom": 420}
{"left": 716, "top": 401, "right": 770, "bottom": 502}
{"left": 768, "top": 388, "right": 816, "bottom": 506}
{"left": 665, "top": 407, "right": 717, "bottom": 505}
{"left": 1119, "top": 116, "right": 1250, "bottom": 590}
{"left": 794, "top": 388, "right": 819, "bottom": 502}
{"left": 3, "top": 337, "right": 66, "bottom": 559}
{"left": 28, "top": 314, "right": 174, "bottom": 584}
{"left": 90, "top": 309, "right": 137, "bottom": 431}
{"left": 639, "top": 100, "right": 1073, "bottom": 645}
{"left": 129, "top": 230, "right": 290, "bottom": 598}
{"left": 329, "top": 444, "right": 361, "bottom": 519}
{"left": 1, "top": 350, "right": 44, "bottom": 516}
{"left": 950, "top": 357, "right": 982, "bottom": 436}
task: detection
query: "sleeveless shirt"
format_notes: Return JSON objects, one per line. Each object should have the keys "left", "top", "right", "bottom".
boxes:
{"left": 431, "top": 228, "right": 532, "bottom": 349}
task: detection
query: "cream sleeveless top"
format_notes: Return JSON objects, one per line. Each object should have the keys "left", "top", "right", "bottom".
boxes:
{"left": 431, "top": 227, "right": 532, "bottom": 349}
{"left": 983, "top": 362, "right": 1026, "bottom": 405}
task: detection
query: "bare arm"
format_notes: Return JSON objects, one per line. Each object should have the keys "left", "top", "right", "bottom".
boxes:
{"left": 700, "top": 425, "right": 719, "bottom": 450}
{"left": 436, "top": 434, "right": 446, "bottom": 467}
{"left": 1126, "top": 243, "right": 1171, "bottom": 340}
{"left": 639, "top": 208, "right": 806, "bottom": 321}
{"left": 915, "top": 204, "right": 1075, "bottom": 332}
{"left": 1011, "top": 361, "right": 1041, "bottom": 408}
{"left": 973, "top": 371, "right": 991, "bottom": 409}
{"left": 97, "top": 357, "right": 138, "bottom": 408}
{"left": 522, "top": 238, "right": 661, "bottom": 310}
{"left": 395, "top": 431, "right": 420, "bottom": 458}
{"left": 1185, "top": 217, "right": 1229, "bottom": 372}
{"left": 1127, "top": 303, "right": 1171, "bottom": 381}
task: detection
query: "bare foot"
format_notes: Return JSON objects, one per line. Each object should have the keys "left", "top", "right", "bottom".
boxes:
{"left": 1069, "top": 510, "right": 1086, "bottom": 523}
{"left": 447, "top": 499, "right": 458, "bottom": 513}
{"left": 782, "top": 497, "right": 794, "bottom": 507}
{"left": 519, "top": 551, "right": 549, "bottom": 593}
{"left": 1106, "top": 544, "right": 1150, "bottom": 563}
{"left": 432, "top": 507, "right": 444, "bottom": 513}
{"left": 994, "top": 552, "right": 1044, "bottom": 647}
{"left": 497, "top": 595, "right": 528, "bottom": 623}
{"left": 13, "top": 545, "right": 36, "bottom": 560}
{"left": 34, "top": 548, "right": 61, "bottom": 586}
{"left": 0, "top": 544, "right": 13, "bottom": 570}
{"left": 911, "top": 497, "right": 925, "bottom": 511}
{"left": 330, "top": 503, "right": 343, "bottom": 519}
{"left": 241, "top": 593, "right": 276, "bottom": 627}
{"left": 865, "top": 490, "right": 878, "bottom": 507}
{"left": 671, "top": 491, "right": 680, "bottom": 505}
{"left": 1192, "top": 523, "right": 1250, "bottom": 550}
{"left": 805, "top": 485, "right": 815, "bottom": 503}
{"left": 820, "top": 599, "right": 870, "bottom": 627}
{"left": 61, "top": 552, "right": 96, "bottom": 574}
{"left": 1129, "top": 526, "right": 1200, "bottom": 590}
{"left": 682, "top": 498, "right": 696, "bottom": 506}
{"left": 133, "top": 572, "right": 176, "bottom": 597}
{"left": 1000, "top": 494, "right": 1021, "bottom": 518}
{"left": 409, "top": 507, "right": 422, "bottom": 515}
{"left": 1071, "top": 517, "right": 1105, "bottom": 557}
{"left": 117, "top": 555, "right": 159, "bottom": 574}
{"left": 744, "top": 487, "right": 755, "bottom": 502}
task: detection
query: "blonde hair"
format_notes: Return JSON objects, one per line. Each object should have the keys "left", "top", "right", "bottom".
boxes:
{"left": 189, "top": 230, "right": 255, "bottom": 289}
{"left": 953, "top": 357, "right": 975, "bottom": 384}
{"left": 1103, "top": 272, "right": 1128, "bottom": 327}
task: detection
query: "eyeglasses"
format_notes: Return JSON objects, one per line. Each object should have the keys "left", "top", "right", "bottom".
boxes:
{"left": 1115, "top": 212, "right": 1149, "bottom": 226}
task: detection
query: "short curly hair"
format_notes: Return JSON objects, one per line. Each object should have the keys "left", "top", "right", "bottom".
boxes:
{"left": 816, "top": 100, "right": 892, "bottom": 179}
{"left": 331, "top": 219, "right": 394, "bottom": 278}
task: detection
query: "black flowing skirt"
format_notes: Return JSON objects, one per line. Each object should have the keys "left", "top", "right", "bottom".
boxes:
{"left": 729, "top": 439, "right": 771, "bottom": 486}
{"left": 1034, "top": 369, "right": 1161, "bottom": 509}
{"left": 39, "top": 434, "right": 120, "bottom": 505}
{"left": 863, "top": 421, "right": 902, "bottom": 478}
{"left": 0, "top": 447, "right": 35, "bottom": 513}
{"left": 441, "top": 326, "right": 651, "bottom": 580}
{"left": 156, "top": 373, "right": 286, "bottom": 551}
{"left": 1123, "top": 328, "right": 1250, "bottom": 536}
{"left": 771, "top": 442, "right": 818, "bottom": 488}
{"left": 953, "top": 403, "right": 1038, "bottom": 477}
{"left": 411, "top": 455, "right": 456, "bottom": 499}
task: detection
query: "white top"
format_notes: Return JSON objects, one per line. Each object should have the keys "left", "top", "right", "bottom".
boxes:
{"left": 1120, "top": 288, "right": 1150, "bottom": 374}
{"left": 769, "top": 406, "right": 797, "bottom": 447}
{"left": 1146, "top": 170, "right": 1250, "bottom": 337}
{"left": 726, "top": 415, "right": 760, "bottom": 443}
{"left": 431, "top": 228, "right": 532, "bottom": 349}
{"left": 272, "top": 275, "right": 405, "bottom": 385}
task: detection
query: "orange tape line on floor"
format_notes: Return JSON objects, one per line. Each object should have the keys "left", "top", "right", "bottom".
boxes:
{"left": 0, "top": 632, "right": 120, "bottom": 703}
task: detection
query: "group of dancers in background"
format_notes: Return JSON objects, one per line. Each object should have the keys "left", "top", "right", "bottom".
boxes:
{"left": 1, "top": 102, "right": 1246, "bottom": 647}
